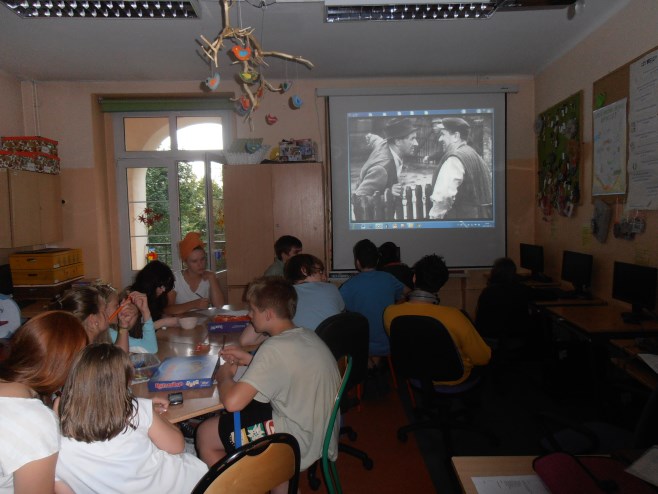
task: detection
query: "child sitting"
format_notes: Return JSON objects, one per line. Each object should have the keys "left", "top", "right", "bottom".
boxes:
{"left": 55, "top": 343, "right": 207, "bottom": 493}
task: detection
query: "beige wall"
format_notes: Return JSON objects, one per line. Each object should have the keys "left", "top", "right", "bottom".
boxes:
{"left": 535, "top": 0, "right": 658, "bottom": 304}
{"left": 10, "top": 76, "right": 535, "bottom": 286}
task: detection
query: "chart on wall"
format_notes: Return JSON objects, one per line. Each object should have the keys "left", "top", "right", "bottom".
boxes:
{"left": 536, "top": 91, "right": 582, "bottom": 218}
{"left": 593, "top": 98, "right": 627, "bottom": 196}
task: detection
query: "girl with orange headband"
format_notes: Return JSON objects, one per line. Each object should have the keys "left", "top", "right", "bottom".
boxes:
{"left": 165, "top": 232, "right": 225, "bottom": 314}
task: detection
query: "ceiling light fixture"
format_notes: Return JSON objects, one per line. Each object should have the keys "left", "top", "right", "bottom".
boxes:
{"left": 324, "top": 0, "right": 577, "bottom": 22}
{"left": 0, "top": 0, "right": 198, "bottom": 17}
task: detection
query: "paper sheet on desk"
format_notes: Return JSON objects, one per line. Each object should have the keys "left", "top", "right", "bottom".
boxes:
{"left": 639, "top": 354, "right": 658, "bottom": 374}
{"left": 626, "top": 446, "right": 658, "bottom": 487}
{"left": 472, "top": 475, "right": 549, "bottom": 494}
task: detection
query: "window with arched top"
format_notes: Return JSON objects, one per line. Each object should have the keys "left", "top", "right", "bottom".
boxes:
{"left": 113, "top": 110, "right": 234, "bottom": 287}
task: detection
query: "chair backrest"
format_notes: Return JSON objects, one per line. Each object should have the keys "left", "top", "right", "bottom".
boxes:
{"left": 322, "top": 355, "right": 353, "bottom": 494}
{"left": 390, "top": 315, "right": 464, "bottom": 382}
{"left": 191, "top": 433, "right": 301, "bottom": 494}
{"left": 315, "top": 311, "right": 369, "bottom": 392}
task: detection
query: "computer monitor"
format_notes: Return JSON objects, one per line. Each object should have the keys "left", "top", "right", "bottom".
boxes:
{"left": 561, "top": 250, "right": 593, "bottom": 296}
{"left": 519, "top": 243, "right": 545, "bottom": 281}
{"left": 612, "top": 261, "right": 658, "bottom": 322}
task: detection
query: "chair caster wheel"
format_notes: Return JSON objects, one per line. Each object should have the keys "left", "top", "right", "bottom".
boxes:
{"left": 363, "top": 457, "right": 374, "bottom": 470}
{"left": 397, "top": 430, "right": 408, "bottom": 443}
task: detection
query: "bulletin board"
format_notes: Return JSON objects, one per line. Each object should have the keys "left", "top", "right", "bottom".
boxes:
{"left": 592, "top": 45, "right": 658, "bottom": 209}
{"left": 536, "top": 91, "right": 582, "bottom": 218}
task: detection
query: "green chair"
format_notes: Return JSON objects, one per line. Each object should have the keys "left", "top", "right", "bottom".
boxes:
{"left": 322, "top": 354, "right": 353, "bottom": 494}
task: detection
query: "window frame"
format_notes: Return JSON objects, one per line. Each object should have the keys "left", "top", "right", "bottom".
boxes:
{"left": 113, "top": 110, "right": 233, "bottom": 287}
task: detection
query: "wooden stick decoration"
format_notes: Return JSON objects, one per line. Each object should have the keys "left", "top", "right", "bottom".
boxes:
{"left": 199, "top": 0, "right": 313, "bottom": 125}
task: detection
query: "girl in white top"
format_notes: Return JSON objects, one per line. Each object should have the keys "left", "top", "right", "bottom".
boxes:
{"left": 166, "top": 232, "right": 225, "bottom": 314}
{"left": 55, "top": 343, "right": 208, "bottom": 494}
{"left": 0, "top": 311, "right": 88, "bottom": 494}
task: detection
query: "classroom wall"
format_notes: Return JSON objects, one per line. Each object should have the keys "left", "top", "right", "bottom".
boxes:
{"left": 10, "top": 75, "right": 536, "bottom": 285}
{"left": 534, "top": 0, "right": 658, "bottom": 304}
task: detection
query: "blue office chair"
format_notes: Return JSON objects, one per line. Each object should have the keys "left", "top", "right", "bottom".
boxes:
{"left": 390, "top": 315, "right": 497, "bottom": 457}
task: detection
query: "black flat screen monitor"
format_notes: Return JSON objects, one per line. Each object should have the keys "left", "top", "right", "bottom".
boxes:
{"left": 520, "top": 243, "right": 544, "bottom": 280}
{"left": 612, "top": 261, "right": 657, "bottom": 322}
{"left": 561, "top": 250, "right": 593, "bottom": 295}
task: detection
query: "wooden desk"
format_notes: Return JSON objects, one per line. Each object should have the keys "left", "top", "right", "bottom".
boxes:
{"left": 610, "top": 339, "right": 658, "bottom": 390}
{"left": 131, "top": 320, "right": 243, "bottom": 424}
{"left": 532, "top": 296, "right": 607, "bottom": 308}
{"left": 547, "top": 305, "right": 658, "bottom": 340}
{"left": 451, "top": 456, "right": 539, "bottom": 494}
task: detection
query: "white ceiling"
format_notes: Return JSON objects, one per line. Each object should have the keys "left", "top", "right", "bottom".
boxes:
{"left": 0, "top": 0, "right": 630, "bottom": 83}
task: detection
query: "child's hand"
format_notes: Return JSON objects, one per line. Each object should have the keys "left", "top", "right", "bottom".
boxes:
{"left": 220, "top": 346, "right": 252, "bottom": 366}
{"left": 195, "top": 297, "right": 210, "bottom": 310}
{"left": 129, "top": 292, "right": 152, "bottom": 321}
{"left": 118, "top": 303, "right": 138, "bottom": 330}
{"left": 152, "top": 396, "right": 169, "bottom": 414}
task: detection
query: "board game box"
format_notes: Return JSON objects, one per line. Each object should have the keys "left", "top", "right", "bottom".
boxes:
{"left": 207, "top": 312, "right": 250, "bottom": 333}
{"left": 147, "top": 355, "right": 219, "bottom": 392}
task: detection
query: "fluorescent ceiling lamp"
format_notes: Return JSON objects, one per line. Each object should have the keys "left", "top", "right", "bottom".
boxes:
{"left": 1, "top": 0, "right": 199, "bottom": 17}
{"left": 325, "top": 0, "right": 577, "bottom": 22}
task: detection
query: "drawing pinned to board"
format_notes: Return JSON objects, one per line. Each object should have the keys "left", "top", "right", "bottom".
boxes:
{"left": 536, "top": 91, "right": 582, "bottom": 219}
{"left": 593, "top": 98, "right": 627, "bottom": 196}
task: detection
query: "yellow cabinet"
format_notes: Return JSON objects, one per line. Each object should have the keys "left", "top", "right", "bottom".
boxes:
{"left": 0, "top": 169, "right": 63, "bottom": 248}
{"left": 223, "top": 163, "right": 326, "bottom": 304}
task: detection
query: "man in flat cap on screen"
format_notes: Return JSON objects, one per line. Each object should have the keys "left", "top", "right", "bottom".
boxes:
{"left": 354, "top": 117, "right": 418, "bottom": 200}
{"left": 429, "top": 117, "right": 493, "bottom": 220}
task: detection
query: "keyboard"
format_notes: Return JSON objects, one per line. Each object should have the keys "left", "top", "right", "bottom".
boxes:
{"left": 530, "top": 287, "right": 590, "bottom": 301}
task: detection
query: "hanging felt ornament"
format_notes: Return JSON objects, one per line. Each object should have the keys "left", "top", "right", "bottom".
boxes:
{"left": 280, "top": 81, "right": 293, "bottom": 93}
{"left": 265, "top": 113, "right": 278, "bottom": 125}
{"left": 205, "top": 73, "right": 221, "bottom": 91}
{"left": 290, "top": 95, "right": 303, "bottom": 109}
{"left": 234, "top": 101, "right": 248, "bottom": 116}
{"left": 231, "top": 45, "right": 252, "bottom": 61}
{"left": 240, "top": 95, "right": 251, "bottom": 111}
{"left": 239, "top": 71, "right": 259, "bottom": 84}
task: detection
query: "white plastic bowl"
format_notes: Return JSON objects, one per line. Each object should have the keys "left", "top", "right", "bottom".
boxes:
{"left": 179, "top": 317, "right": 198, "bottom": 330}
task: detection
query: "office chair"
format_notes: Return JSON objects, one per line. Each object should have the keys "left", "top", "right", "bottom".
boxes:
{"left": 190, "top": 433, "right": 301, "bottom": 494}
{"left": 536, "top": 382, "right": 658, "bottom": 455}
{"left": 307, "top": 311, "right": 374, "bottom": 490}
{"left": 390, "top": 315, "right": 497, "bottom": 457}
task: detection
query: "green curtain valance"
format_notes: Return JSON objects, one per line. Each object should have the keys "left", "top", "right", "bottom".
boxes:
{"left": 98, "top": 96, "right": 235, "bottom": 112}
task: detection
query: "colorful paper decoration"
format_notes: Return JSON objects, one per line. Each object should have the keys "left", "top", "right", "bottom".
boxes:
{"left": 265, "top": 113, "right": 278, "bottom": 125}
{"left": 290, "top": 95, "right": 303, "bottom": 109}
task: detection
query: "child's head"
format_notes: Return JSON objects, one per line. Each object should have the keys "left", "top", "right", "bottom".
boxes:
{"left": 245, "top": 276, "right": 297, "bottom": 321}
{"left": 0, "top": 311, "right": 88, "bottom": 396}
{"left": 59, "top": 343, "right": 137, "bottom": 442}
{"left": 489, "top": 257, "right": 518, "bottom": 285}
{"left": 284, "top": 254, "right": 325, "bottom": 283}
{"left": 274, "top": 235, "right": 303, "bottom": 261}
{"left": 58, "top": 286, "right": 108, "bottom": 341}
{"left": 413, "top": 254, "right": 449, "bottom": 294}
{"left": 94, "top": 282, "right": 119, "bottom": 320}
{"left": 353, "top": 239, "right": 378, "bottom": 270}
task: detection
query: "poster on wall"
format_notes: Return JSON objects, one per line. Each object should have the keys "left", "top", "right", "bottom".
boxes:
{"left": 536, "top": 91, "right": 582, "bottom": 218}
{"left": 593, "top": 98, "right": 627, "bottom": 196}
{"left": 627, "top": 48, "right": 658, "bottom": 210}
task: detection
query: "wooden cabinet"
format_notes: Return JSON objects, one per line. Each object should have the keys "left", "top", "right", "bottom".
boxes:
{"left": 0, "top": 169, "right": 63, "bottom": 248}
{"left": 223, "top": 163, "right": 326, "bottom": 304}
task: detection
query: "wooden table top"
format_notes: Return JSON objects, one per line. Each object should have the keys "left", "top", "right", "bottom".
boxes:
{"left": 131, "top": 312, "right": 246, "bottom": 424}
{"left": 547, "top": 305, "right": 658, "bottom": 338}
{"left": 451, "top": 456, "right": 539, "bottom": 494}
{"left": 610, "top": 339, "right": 658, "bottom": 390}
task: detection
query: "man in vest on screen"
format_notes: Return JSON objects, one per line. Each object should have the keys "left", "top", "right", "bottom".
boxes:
{"left": 429, "top": 117, "right": 493, "bottom": 220}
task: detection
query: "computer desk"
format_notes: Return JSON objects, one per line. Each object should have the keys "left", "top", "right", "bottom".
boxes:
{"left": 609, "top": 339, "right": 658, "bottom": 390}
{"left": 546, "top": 305, "right": 658, "bottom": 340}
{"left": 451, "top": 456, "right": 540, "bottom": 494}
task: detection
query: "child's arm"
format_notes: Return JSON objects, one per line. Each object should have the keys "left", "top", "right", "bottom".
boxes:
{"left": 132, "top": 319, "right": 158, "bottom": 354}
{"left": 148, "top": 407, "right": 185, "bottom": 454}
{"left": 13, "top": 453, "right": 57, "bottom": 494}
{"left": 203, "top": 270, "right": 225, "bottom": 308}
